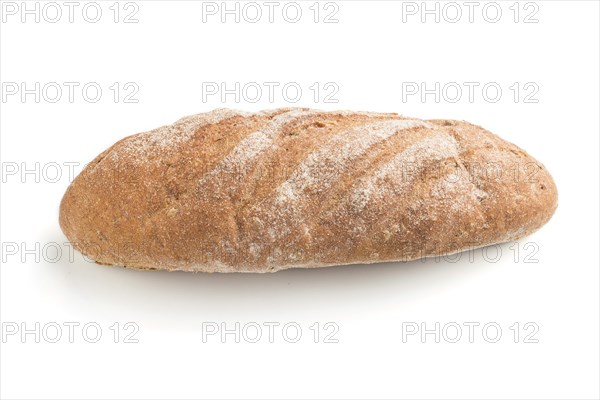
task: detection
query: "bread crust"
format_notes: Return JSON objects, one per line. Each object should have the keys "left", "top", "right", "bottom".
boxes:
{"left": 59, "top": 108, "right": 558, "bottom": 272}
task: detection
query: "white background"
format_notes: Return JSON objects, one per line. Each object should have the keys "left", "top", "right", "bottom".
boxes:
{"left": 1, "top": 1, "right": 599, "bottom": 399}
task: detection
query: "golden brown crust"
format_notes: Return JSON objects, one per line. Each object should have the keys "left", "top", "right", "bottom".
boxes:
{"left": 59, "top": 109, "right": 558, "bottom": 272}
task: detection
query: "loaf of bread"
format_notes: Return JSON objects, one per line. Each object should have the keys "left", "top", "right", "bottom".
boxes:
{"left": 59, "top": 108, "right": 557, "bottom": 272}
